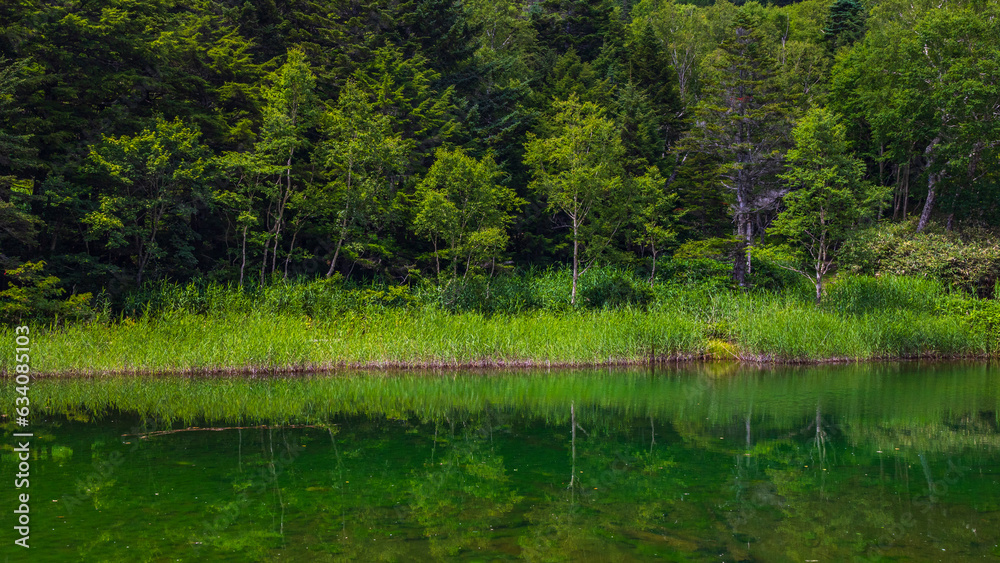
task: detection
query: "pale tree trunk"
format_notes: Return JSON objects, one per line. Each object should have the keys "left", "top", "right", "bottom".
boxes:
{"left": 916, "top": 173, "right": 939, "bottom": 233}
{"left": 283, "top": 228, "right": 299, "bottom": 279}
{"left": 239, "top": 225, "right": 248, "bottom": 286}
{"left": 327, "top": 158, "right": 353, "bottom": 277}
{"left": 649, "top": 246, "right": 659, "bottom": 288}
{"left": 326, "top": 233, "right": 344, "bottom": 277}
{"left": 916, "top": 138, "right": 941, "bottom": 234}
{"left": 571, "top": 215, "right": 579, "bottom": 306}
{"left": 814, "top": 252, "right": 824, "bottom": 305}
{"left": 326, "top": 214, "right": 348, "bottom": 277}
{"left": 815, "top": 210, "right": 826, "bottom": 305}
{"left": 433, "top": 239, "right": 440, "bottom": 277}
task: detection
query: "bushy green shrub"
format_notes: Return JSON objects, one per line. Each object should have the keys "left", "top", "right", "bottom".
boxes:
{"left": 0, "top": 261, "right": 93, "bottom": 324}
{"left": 747, "top": 253, "right": 813, "bottom": 293}
{"left": 417, "top": 274, "right": 541, "bottom": 315}
{"left": 839, "top": 221, "right": 1000, "bottom": 296}
{"left": 655, "top": 257, "right": 734, "bottom": 288}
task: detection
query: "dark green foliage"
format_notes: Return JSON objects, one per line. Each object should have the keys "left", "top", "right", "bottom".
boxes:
{"left": 823, "top": 0, "right": 865, "bottom": 52}
{"left": 425, "top": 273, "right": 543, "bottom": 314}
{"left": 0, "top": 261, "right": 93, "bottom": 324}
{"left": 542, "top": 50, "right": 611, "bottom": 106}
{"left": 530, "top": 0, "right": 616, "bottom": 61}
{"left": 656, "top": 257, "right": 734, "bottom": 288}
{"left": 839, "top": 221, "right": 1000, "bottom": 297}
{"left": 0, "top": 0, "right": 997, "bottom": 315}
{"left": 622, "top": 23, "right": 685, "bottom": 166}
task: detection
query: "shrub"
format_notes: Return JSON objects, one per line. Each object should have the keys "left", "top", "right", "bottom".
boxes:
{"left": 0, "top": 261, "right": 93, "bottom": 324}
{"left": 839, "top": 220, "right": 1000, "bottom": 296}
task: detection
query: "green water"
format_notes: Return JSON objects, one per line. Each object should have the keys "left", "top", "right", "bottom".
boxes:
{"left": 2, "top": 363, "right": 1000, "bottom": 561}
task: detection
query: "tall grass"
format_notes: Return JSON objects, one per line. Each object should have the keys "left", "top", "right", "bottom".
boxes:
{"left": 10, "top": 307, "right": 706, "bottom": 374}
{"left": 1, "top": 271, "right": 996, "bottom": 374}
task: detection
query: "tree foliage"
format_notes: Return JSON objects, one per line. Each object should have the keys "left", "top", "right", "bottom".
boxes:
{"left": 0, "top": 0, "right": 998, "bottom": 308}
{"left": 768, "top": 107, "right": 887, "bottom": 303}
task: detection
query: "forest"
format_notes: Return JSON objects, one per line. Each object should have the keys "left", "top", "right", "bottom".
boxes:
{"left": 2, "top": 0, "right": 1000, "bottom": 322}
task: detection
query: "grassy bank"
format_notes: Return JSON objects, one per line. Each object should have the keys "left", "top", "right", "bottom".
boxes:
{"left": 3, "top": 268, "right": 999, "bottom": 375}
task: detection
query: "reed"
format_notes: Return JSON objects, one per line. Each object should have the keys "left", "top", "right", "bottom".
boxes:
{"left": 2, "top": 272, "right": 996, "bottom": 375}
{"left": 8, "top": 307, "right": 706, "bottom": 374}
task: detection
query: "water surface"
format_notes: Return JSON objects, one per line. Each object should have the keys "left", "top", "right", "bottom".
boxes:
{"left": 3, "top": 362, "right": 999, "bottom": 561}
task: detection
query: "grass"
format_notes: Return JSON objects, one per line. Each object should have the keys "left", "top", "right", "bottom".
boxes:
{"left": 2, "top": 269, "right": 997, "bottom": 375}
{"left": 8, "top": 308, "right": 706, "bottom": 374}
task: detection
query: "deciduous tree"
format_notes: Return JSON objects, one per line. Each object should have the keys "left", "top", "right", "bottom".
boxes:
{"left": 413, "top": 148, "right": 522, "bottom": 278}
{"left": 524, "top": 96, "right": 626, "bottom": 304}
{"left": 768, "top": 107, "right": 887, "bottom": 303}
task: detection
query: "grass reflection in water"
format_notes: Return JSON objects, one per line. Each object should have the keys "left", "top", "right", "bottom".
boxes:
{"left": 2, "top": 362, "right": 998, "bottom": 561}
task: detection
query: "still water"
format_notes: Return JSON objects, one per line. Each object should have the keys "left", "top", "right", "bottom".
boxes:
{"left": 2, "top": 362, "right": 999, "bottom": 561}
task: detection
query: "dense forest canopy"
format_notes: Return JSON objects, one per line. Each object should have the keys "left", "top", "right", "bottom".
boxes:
{"left": 1, "top": 0, "right": 999, "bottom": 304}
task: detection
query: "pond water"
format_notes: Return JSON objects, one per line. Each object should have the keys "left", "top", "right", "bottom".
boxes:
{"left": 2, "top": 362, "right": 999, "bottom": 561}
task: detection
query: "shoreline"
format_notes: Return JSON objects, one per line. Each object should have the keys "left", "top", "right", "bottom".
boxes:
{"left": 4, "top": 276, "right": 996, "bottom": 377}
{"left": 5, "top": 351, "right": 993, "bottom": 378}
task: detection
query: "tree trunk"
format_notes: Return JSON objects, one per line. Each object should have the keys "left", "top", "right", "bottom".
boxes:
{"left": 649, "top": 248, "right": 658, "bottom": 288}
{"left": 571, "top": 217, "right": 579, "bottom": 306}
{"left": 916, "top": 174, "right": 938, "bottom": 233}
{"left": 733, "top": 214, "right": 752, "bottom": 288}
{"left": 239, "top": 225, "right": 248, "bottom": 286}
{"left": 433, "top": 239, "right": 440, "bottom": 277}
{"left": 916, "top": 139, "right": 941, "bottom": 234}
{"left": 326, "top": 236, "right": 343, "bottom": 277}
{"left": 283, "top": 229, "right": 298, "bottom": 279}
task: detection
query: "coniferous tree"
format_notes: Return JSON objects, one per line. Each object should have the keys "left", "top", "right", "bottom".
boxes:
{"left": 823, "top": 0, "right": 866, "bottom": 53}
{"left": 677, "top": 3, "right": 793, "bottom": 286}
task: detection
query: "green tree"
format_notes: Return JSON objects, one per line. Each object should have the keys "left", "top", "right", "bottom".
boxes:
{"left": 0, "top": 57, "right": 41, "bottom": 270}
{"left": 631, "top": 168, "right": 678, "bottom": 286}
{"left": 0, "top": 261, "right": 92, "bottom": 323}
{"left": 530, "top": 0, "right": 616, "bottom": 62}
{"left": 624, "top": 22, "right": 685, "bottom": 161}
{"left": 822, "top": 0, "right": 866, "bottom": 53}
{"left": 319, "top": 80, "right": 409, "bottom": 277}
{"left": 524, "top": 96, "right": 627, "bottom": 305}
{"left": 413, "top": 148, "right": 523, "bottom": 278}
{"left": 256, "top": 48, "right": 319, "bottom": 280}
{"left": 677, "top": 2, "right": 793, "bottom": 286}
{"left": 768, "top": 108, "right": 886, "bottom": 304}
{"left": 355, "top": 45, "right": 459, "bottom": 176}
{"left": 830, "top": 5, "right": 1000, "bottom": 232}
{"left": 83, "top": 118, "right": 210, "bottom": 285}
{"left": 215, "top": 151, "right": 280, "bottom": 286}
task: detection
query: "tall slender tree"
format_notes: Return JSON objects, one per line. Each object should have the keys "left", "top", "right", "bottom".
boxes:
{"left": 319, "top": 80, "right": 409, "bottom": 277}
{"left": 524, "top": 96, "right": 627, "bottom": 305}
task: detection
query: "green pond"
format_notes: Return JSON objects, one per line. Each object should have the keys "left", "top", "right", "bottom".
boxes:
{"left": 2, "top": 362, "right": 999, "bottom": 562}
